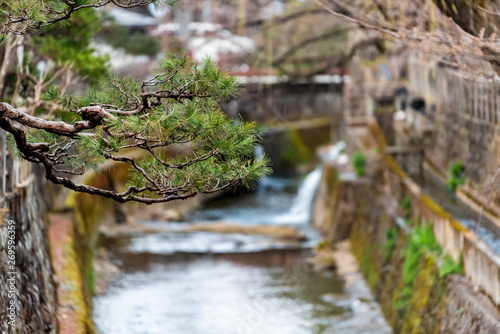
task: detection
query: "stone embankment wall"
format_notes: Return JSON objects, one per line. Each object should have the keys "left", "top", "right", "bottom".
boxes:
{"left": 313, "top": 121, "right": 500, "bottom": 333}
{"left": 0, "top": 128, "right": 97, "bottom": 333}
{"left": 0, "top": 146, "right": 58, "bottom": 333}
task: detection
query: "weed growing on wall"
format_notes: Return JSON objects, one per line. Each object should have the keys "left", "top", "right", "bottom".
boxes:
{"left": 401, "top": 225, "right": 441, "bottom": 298}
{"left": 439, "top": 254, "right": 463, "bottom": 278}
{"left": 384, "top": 227, "right": 398, "bottom": 262}
{"left": 447, "top": 162, "right": 466, "bottom": 192}
{"left": 401, "top": 196, "right": 412, "bottom": 218}
{"left": 352, "top": 152, "right": 366, "bottom": 176}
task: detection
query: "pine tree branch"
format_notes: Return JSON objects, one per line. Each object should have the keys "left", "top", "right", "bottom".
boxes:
{"left": 0, "top": 115, "right": 247, "bottom": 204}
{"left": 0, "top": 102, "right": 107, "bottom": 136}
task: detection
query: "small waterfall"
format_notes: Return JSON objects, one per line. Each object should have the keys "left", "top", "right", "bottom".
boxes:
{"left": 272, "top": 141, "right": 346, "bottom": 225}
{"left": 247, "top": 141, "right": 348, "bottom": 225}
{"left": 267, "top": 167, "right": 322, "bottom": 225}
{"left": 289, "top": 168, "right": 322, "bottom": 217}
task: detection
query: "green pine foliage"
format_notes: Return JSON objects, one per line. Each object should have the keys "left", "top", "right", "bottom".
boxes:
{"left": 1, "top": 0, "right": 178, "bottom": 26}
{"left": 31, "top": 54, "right": 271, "bottom": 197}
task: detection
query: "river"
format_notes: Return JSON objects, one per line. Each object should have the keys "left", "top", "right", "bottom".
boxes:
{"left": 93, "top": 160, "right": 390, "bottom": 333}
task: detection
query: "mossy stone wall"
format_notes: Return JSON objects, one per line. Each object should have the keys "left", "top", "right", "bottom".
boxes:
{"left": 319, "top": 162, "right": 500, "bottom": 333}
{"left": 0, "top": 176, "right": 57, "bottom": 333}
{"left": 352, "top": 222, "right": 448, "bottom": 334}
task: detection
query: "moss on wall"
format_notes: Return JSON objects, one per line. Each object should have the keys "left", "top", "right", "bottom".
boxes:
{"left": 262, "top": 118, "right": 332, "bottom": 176}
{"left": 61, "top": 162, "right": 131, "bottom": 332}
{"left": 349, "top": 199, "right": 386, "bottom": 289}
{"left": 60, "top": 231, "right": 95, "bottom": 333}
{"left": 350, "top": 214, "right": 457, "bottom": 333}
{"left": 313, "top": 165, "right": 341, "bottom": 234}
{"left": 336, "top": 147, "right": 461, "bottom": 333}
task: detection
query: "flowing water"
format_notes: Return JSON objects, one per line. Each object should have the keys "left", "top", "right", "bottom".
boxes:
{"left": 94, "top": 150, "right": 389, "bottom": 333}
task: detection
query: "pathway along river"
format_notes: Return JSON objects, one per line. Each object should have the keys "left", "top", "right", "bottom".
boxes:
{"left": 93, "top": 164, "right": 390, "bottom": 334}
